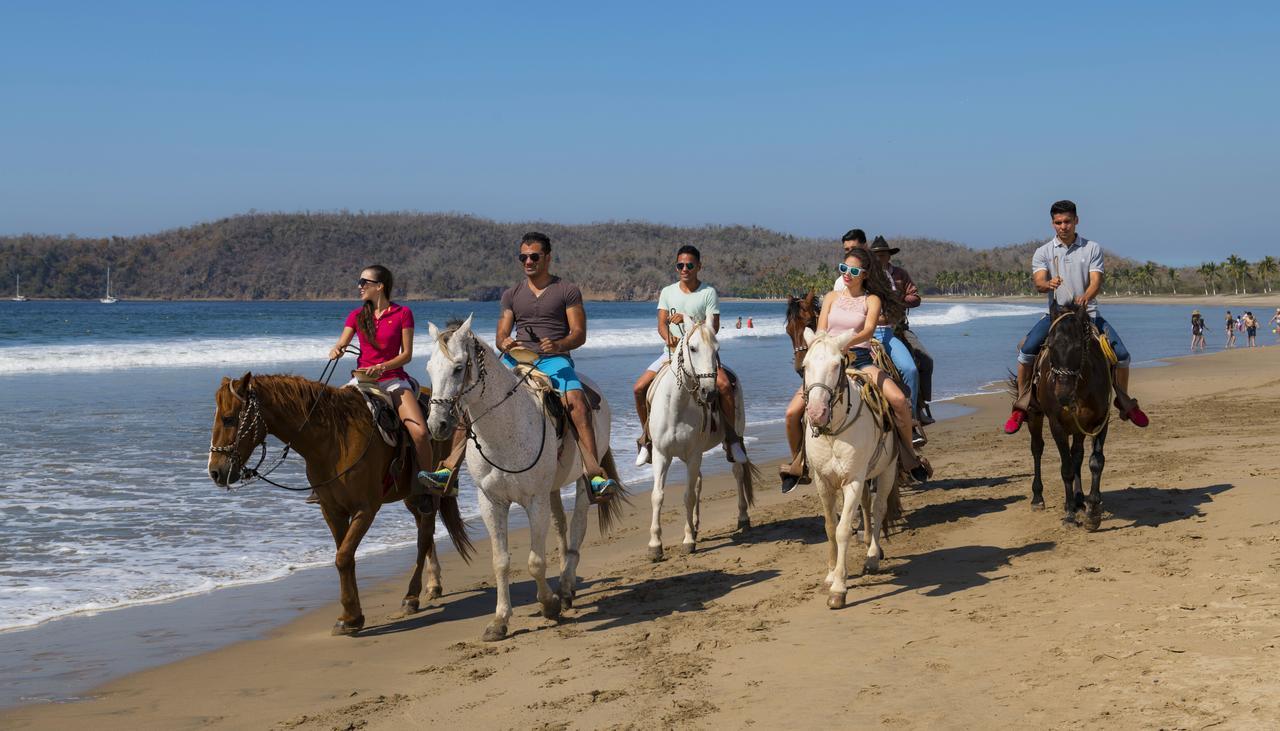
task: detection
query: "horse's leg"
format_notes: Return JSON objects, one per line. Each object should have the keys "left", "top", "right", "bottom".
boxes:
{"left": 332, "top": 506, "right": 376, "bottom": 635}
{"left": 400, "top": 505, "right": 431, "bottom": 615}
{"left": 679, "top": 452, "right": 704, "bottom": 554}
{"left": 647, "top": 451, "right": 674, "bottom": 562}
{"left": 865, "top": 471, "right": 893, "bottom": 573}
{"left": 732, "top": 463, "right": 750, "bottom": 532}
{"left": 818, "top": 478, "right": 839, "bottom": 588}
{"left": 691, "top": 474, "right": 704, "bottom": 541}
{"left": 422, "top": 507, "right": 442, "bottom": 601}
{"left": 550, "top": 488, "right": 570, "bottom": 570}
{"left": 477, "top": 490, "right": 512, "bottom": 641}
{"left": 1048, "top": 419, "right": 1076, "bottom": 526}
{"left": 1071, "top": 433, "right": 1087, "bottom": 520}
{"left": 828, "top": 478, "right": 861, "bottom": 609}
{"left": 559, "top": 477, "right": 590, "bottom": 609}
{"left": 1029, "top": 411, "right": 1046, "bottom": 510}
{"left": 1084, "top": 423, "right": 1109, "bottom": 531}
{"left": 526, "top": 492, "right": 561, "bottom": 621}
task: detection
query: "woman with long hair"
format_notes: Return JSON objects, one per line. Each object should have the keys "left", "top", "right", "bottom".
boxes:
{"left": 327, "top": 265, "right": 449, "bottom": 504}
{"left": 778, "top": 247, "right": 930, "bottom": 492}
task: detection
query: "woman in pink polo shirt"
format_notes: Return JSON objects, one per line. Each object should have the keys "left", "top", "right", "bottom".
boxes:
{"left": 328, "top": 265, "right": 449, "bottom": 497}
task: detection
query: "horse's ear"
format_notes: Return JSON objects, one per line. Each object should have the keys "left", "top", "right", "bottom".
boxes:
{"left": 241, "top": 371, "right": 254, "bottom": 392}
{"left": 803, "top": 327, "right": 817, "bottom": 346}
{"left": 834, "top": 329, "right": 857, "bottom": 351}
{"left": 427, "top": 321, "right": 440, "bottom": 343}
{"left": 448, "top": 315, "right": 474, "bottom": 352}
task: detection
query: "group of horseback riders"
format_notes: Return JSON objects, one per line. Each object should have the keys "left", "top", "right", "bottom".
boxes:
{"left": 325, "top": 198, "right": 1148, "bottom": 512}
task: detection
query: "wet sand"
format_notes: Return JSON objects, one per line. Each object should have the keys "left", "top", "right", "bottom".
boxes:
{"left": 7, "top": 346, "right": 1280, "bottom": 729}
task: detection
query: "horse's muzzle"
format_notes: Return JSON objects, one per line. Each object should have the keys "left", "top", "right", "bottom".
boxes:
{"left": 208, "top": 465, "right": 241, "bottom": 488}
{"left": 427, "top": 415, "right": 456, "bottom": 442}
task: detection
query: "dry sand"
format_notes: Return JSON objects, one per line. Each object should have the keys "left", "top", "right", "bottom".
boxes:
{"left": 7, "top": 346, "right": 1280, "bottom": 729}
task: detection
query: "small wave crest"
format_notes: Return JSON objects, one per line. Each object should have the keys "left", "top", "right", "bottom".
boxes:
{"left": 911, "top": 303, "right": 1042, "bottom": 327}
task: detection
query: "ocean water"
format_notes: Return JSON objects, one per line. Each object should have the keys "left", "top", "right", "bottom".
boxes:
{"left": 0, "top": 298, "right": 1260, "bottom": 635}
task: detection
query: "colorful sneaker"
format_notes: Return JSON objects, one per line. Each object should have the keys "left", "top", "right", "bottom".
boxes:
{"left": 780, "top": 473, "right": 801, "bottom": 495}
{"left": 589, "top": 475, "right": 618, "bottom": 501}
{"left": 1003, "top": 410, "right": 1026, "bottom": 435}
{"left": 417, "top": 469, "right": 457, "bottom": 498}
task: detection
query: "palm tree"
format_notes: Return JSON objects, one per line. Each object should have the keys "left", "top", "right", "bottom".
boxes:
{"left": 1225, "top": 255, "right": 1249, "bottom": 294}
{"left": 1198, "top": 262, "right": 1220, "bottom": 295}
{"left": 1140, "top": 262, "right": 1160, "bottom": 295}
{"left": 1167, "top": 268, "right": 1180, "bottom": 295}
{"left": 1256, "top": 256, "right": 1277, "bottom": 294}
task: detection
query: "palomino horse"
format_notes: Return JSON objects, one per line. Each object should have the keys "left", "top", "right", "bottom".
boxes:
{"left": 785, "top": 290, "right": 820, "bottom": 376}
{"left": 801, "top": 328, "right": 902, "bottom": 609}
{"left": 207, "top": 373, "right": 473, "bottom": 635}
{"left": 1022, "top": 303, "right": 1112, "bottom": 530}
{"left": 645, "top": 320, "right": 758, "bottom": 561}
{"left": 424, "top": 317, "right": 624, "bottom": 642}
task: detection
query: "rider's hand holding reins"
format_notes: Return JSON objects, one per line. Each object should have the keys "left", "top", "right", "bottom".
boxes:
{"left": 538, "top": 337, "right": 559, "bottom": 354}
{"left": 328, "top": 345, "right": 343, "bottom": 360}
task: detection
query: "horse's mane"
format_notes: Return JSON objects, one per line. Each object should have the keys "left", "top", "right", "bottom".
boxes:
{"left": 252, "top": 374, "right": 368, "bottom": 433}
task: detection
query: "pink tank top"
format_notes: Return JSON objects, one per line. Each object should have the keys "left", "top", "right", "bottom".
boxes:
{"left": 827, "top": 293, "right": 871, "bottom": 350}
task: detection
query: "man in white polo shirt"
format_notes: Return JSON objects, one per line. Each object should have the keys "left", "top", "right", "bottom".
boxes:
{"left": 1004, "top": 200, "right": 1149, "bottom": 434}
{"left": 633, "top": 245, "right": 747, "bottom": 465}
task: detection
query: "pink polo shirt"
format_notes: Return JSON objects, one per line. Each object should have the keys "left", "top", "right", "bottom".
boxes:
{"left": 344, "top": 303, "right": 415, "bottom": 382}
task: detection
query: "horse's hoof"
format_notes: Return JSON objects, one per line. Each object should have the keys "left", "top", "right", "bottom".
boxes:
{"left": 677, "top": 543, "right": 695, "bottom": 556}
{"left": 482, "top": 622, "right": 508, "bottom": 642}
{"left": 400, "top": 598, "right": 420, "bottom": 616}
{"left": 332, "top": 617, "right": 364, "bottom": 636}
{"left": 425, "top": 586, "right": 443, "bottom": 601}
{"left": 864, "top": 558, "right": 881, "bottom": 574}
{"left": 1084, "top": 514, "right": 1102, "bottom": 532}
{"left": 541, "top": 595, "right": 563, "bottom": 621}
{"left": 1030, "top": 501, "right": 1046, "bottom": 512}
{"left": 559, "top": 590, "right": 574, "bottom": 610}
{"left": 646, "top": 546, "right": 664, "bottom": 563}
{"left": 1061, "top": 517, "right": 1078, "bottom": 528}
{"left": 827, "top": 592, "right": 847, "bottom": 610}
{"left": 736, "top": 518, "right": 751, "bottom": 532}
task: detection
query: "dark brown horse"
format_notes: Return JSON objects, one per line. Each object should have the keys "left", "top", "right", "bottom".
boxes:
{"left": 1023, "top": 303, "right": 1112, "bottom": 530}
{"left": 785, "top": 290, "right": 820, "bottom": 376}
{"left": 207, "top": 372, "right": 473, "bottom": 634}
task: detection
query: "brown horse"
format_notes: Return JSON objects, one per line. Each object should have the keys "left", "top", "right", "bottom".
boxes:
{"left": 207, "top": 372, "right": 473, "bottom": 635}
{"left": 1023, "top": 303, "right": 1112, "bottom": 530}
{"left": 785, "top": 290, "right": 820, "bottom": 376}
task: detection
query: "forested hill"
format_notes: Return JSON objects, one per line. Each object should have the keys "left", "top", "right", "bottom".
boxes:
{"left": 0, "top": 212, "right": 1139, "bottom": 300}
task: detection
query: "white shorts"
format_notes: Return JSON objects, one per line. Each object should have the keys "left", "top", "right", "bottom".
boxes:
{"left": 345, "top": 376, "right": 417, "bottom": 394}
{"left": 645, "top": 350, "right": 671, "bottom": 373}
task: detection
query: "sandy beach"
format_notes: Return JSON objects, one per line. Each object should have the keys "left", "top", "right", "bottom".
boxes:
{"left": 7, "top": 345, "right": 1280, "bottom": 729}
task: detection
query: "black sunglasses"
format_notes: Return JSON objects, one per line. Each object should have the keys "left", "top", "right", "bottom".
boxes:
{"left": 518, "top": 252, "right": 543, "bottom": 263}
{"left": 675, "top": 262, "right": 697, "bottom": 271}
{"left": 357, "top": 278, "right": 382, "bottom": 287}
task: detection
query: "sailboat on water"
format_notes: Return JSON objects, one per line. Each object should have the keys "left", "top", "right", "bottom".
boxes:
{"left": 100, "top": 267, "right": 118, "bottom": 304}
{"left": 11, "top": 274, "right": 28, "bottom": 302}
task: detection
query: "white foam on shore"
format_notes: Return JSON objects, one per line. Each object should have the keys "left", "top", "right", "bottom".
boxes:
{"left": 911, "top": 303, "right": 1042, "bottom": 327}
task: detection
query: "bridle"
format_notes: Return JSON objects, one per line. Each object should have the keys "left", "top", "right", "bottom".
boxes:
{"left": 208, "top": 385, "right": 268, "bottom": 483}
{"left": 1044, "top": 310, "right": 1111, "bottom": 437}
{"left": 800, "top": 341, "right": 858, "bottom": 437}
{"left": 673, "top": 321, "right": 719, "bottom": 410}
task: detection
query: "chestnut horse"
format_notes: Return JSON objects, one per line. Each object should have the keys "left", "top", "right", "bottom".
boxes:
{"left": 1022, "top": 303, "right": 1112, "bottom": 530}
{"left": 207, "top": 372, "right": 473, "bottom": 634}
{"left": 785, "top": 290, "right": 820, "bottom": 376}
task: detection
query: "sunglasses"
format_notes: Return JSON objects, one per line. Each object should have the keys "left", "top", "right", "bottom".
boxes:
{"left": 838, "top": 264, "right": 864, "bottom": 276}
{"left": 675, "top": 262, "right": 697, "bottom": 271}
{"left": 517, "top": 252, "right": 543, "bottom": 263}
{"left": 357, "top": 278, "right": 382, "bottom": 287}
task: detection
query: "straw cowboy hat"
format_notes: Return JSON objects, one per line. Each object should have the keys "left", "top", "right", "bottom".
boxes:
{"left": 1192, "top": 310, "right": 1201, "bottom": 315}
{"left": 868, "top": 236, "right": 901, "bottom": 255}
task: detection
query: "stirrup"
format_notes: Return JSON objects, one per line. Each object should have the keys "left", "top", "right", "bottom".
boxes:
{"left": 417, "top": 469, "right": 458, "bottom": 498}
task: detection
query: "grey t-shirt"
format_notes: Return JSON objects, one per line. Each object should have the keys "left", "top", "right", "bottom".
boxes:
{"left": 1031, "top": 236, "right": 1104, "bottom": 315}
{"left": 500, "top": 276, "right": 584, "bottom": 350}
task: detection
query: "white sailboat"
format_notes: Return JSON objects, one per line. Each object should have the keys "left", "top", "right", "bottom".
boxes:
{"left": 11, "top": 274, "right": 28, "bottom": 302}
{"left": 100, "top": 267, "right": 118, "bottom": 304}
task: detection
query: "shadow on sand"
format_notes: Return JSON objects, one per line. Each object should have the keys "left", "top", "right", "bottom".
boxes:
{"left": 847, "top": 540, "right": 1056, "bottom": 608}
{"left": 906, "top": 494, "right": 1026, "bottom": 530}
{"left": 576, "top": 568, "right": 780, "bottom": 632}
{"left": 1096, "top": 483, "right": 1233, "bottom": 530}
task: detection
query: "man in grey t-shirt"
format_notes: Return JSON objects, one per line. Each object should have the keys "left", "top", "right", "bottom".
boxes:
{"left": 1004, "top": 200, "right": 1149, "bottom": 434}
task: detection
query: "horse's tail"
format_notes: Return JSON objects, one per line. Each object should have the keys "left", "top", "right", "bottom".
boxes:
{"left": 738, "top": 459, "right": 759, "bottom": 507}
{"left": 596, "top": 449, "right": 631, "bottom": 535}
{"left": 439, "top": 494, "right": 475, "bottom": 563}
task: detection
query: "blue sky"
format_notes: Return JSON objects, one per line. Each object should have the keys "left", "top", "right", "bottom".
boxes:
{"left": 1, "top": 1, "right": 1275, "bottom": 265}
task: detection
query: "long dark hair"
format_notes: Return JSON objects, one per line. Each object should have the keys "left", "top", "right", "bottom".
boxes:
{"left": 845, "top": 248, "right": 905, "bottom": 325}
{"left": 357, "top": 265, "right": 394, "bottom": 347}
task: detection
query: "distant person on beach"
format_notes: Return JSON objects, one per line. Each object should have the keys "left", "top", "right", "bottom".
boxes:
{"left": 1190, "top": 310, "right": 1206, "bottom": 351}
{"left": 746, "top": 317, "right": 753, "bottom": 329}
{"left": 632, "top": 245, "right": 747, "bottom": 465}
{"left": 1271, "top": 308, "right": 1280, "bottom": 340}
{"left": 1243, "top": 311, "right": 1258, "bottom": 347}
{"left": 1004, "top": 200, "right": 1148, "bottom": 434}
{"left": 1225, "top": 311, "right": 1237, "bottom": 348}
{"left": 735, "top": 316, "right": 743, "bottom": 329}
{"left": 326, "top": 265, "right": 442, "bottom": 508}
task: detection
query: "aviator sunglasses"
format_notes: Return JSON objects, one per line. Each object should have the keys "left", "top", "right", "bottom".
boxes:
{"left": 675, "top": 262, "right": 697, "bottom": 271}
{"left": 517, "top": 252, "right": 543, "bottom": 263}
{"left": 838, "top": 263, "right": 864, "bottom": 276}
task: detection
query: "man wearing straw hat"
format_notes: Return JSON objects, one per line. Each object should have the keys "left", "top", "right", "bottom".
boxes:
{"left": 1004, "top": 200, "right": 1149, "bottom": 434}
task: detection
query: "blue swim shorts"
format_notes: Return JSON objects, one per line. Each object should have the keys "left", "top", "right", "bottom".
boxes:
{"left": 500, "top": 352, "right": 583, "bottom": 394}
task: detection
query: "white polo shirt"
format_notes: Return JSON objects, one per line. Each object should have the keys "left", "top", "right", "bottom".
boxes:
{"left": 1031, "top": 236, "right": 1104, "bottom": 315}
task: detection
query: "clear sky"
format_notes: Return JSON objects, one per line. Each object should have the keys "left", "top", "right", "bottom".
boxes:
{"left": 1, "top": 1, "right": 1275, "bottom": 265}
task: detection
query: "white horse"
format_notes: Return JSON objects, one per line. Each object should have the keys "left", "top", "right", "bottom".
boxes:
{"left": 645, "top": 321, "right": 758, "bottom": 561}
{"left": 424, "top": 316, "right": 623, "bottom": 641}
{"left": 801, "top": 328, "right": 901, "bottom": 609}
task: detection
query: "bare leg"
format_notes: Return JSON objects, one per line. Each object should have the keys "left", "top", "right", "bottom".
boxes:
{"left": 633, "top": 370, "right": 656, "bottom": 447}
{"left": 716, "top": 367, "right": 746, "bottom": 462}
{"left": 392, "top": 389, "right": 433, "bottom": 473}
{"left": 565, "top": 391, "right": 604, "bottom": 478}
{"left": 780, "top": 389, "right": 806, "bottom": 478}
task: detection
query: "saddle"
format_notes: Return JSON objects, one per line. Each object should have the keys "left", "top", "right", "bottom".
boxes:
{"left": 843, "top": 360, "right": 896, "bottom": 434}
{"left": 346, "top": 377, "right": 438, "bottom": 498}
{"left": 507, "top": 359, "right": 604, "bottom": 441}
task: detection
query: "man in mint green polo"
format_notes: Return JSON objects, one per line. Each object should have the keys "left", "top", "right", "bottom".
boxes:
{"left": 632, "top": 245, "right": 746, "bottom": 465}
